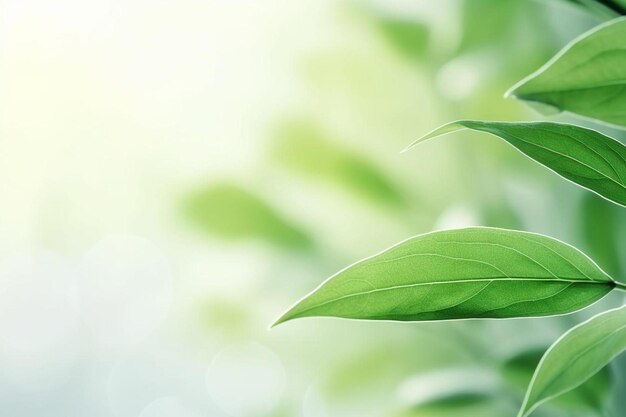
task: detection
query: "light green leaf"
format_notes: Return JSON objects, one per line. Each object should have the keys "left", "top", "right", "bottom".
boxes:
{"left": 371, "top": 16, "right": 429, "bottom": 62}
{"left": 273, "top": 227, "right": 616, "bottom": 325}
{"left": 391, "top": 394, "right": 512, "bottom": 417}
{"left": 407, "top": 120, "right": 626, "bottom": 207}
{"left": 182, "top": 183, "right": 312, "bottom": 249}
{"left": 508, "top": 17, "right": 626, "bottom": 127}
{"left": 503, "top": 348, "right": 611, "bottom": 413}
{"left": 272, "top": 120, "right": 408, "bottom": 209}
{"left": 519, "top": 304, "right": 626, "bottom": 417}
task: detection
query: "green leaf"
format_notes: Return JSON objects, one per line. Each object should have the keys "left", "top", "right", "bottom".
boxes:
{"left": 273, "top": 227, "right": 615, "bottom": 325}
{"left": 372, "top": 17, "right": 429, "bottom": 62}
{"left": 519, "top": 304, "right": 626, "bottom": 417}
{"left": 407, "top": 120, "right": 626, "bottom": 207}
{"left": 272, "top": 120, "right": 408, "bottom": 209}
{"left": 392, "top": 394, "right": 512, "bottom": 417}
{"left": 508, "top": 17, "right": 626, "bottom": 127}
{"left": 503, "top": 348, "right": 611, "bottom": 413}
{"left": 181, "top": 183, "right": 312, "bottom": 249}
{"left": 579, "top": 193, "right": 622, "bottom": 277}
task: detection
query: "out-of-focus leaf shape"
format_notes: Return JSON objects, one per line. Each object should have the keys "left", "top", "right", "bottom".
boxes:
{"left": 458, "top": 0, "right": 522, "bottom": 52}
{"left": 508, "top": 17, "right": 626, "bottom": 127}
{"left": 272, "top": 120, "right": 407, "bottom": 209}
{"left": 519, "top": 305, "right": 626, "bottom": 417}
{"left": 273, "top": 227, "right": 615, "bottom": 326}
{"left": 391, "top": 394, "right": 513, "bottom": 417}
{"left": 503, "top": 348, "right": 611, "bottom": 414}
{"left": 182, "top": 183, "right": 312, "bottom": 249}
{"left": 564, "top": 0, "right": 625, "bottom": 17}
{"left": 580, "top": 193, "right": 622, "bottom": 277}
{"left": 408, "top": 121, "right": 626, "bottom": 207}
{"left": 372, "top": 17, "right": 429, "bottom": 62}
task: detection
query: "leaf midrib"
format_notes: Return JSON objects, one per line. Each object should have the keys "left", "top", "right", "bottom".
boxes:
{"left": 293, "top": 277, "right": 613, "bottom": 317}
{"left": 500, "top": 130, "right": 626, "bottom": 192}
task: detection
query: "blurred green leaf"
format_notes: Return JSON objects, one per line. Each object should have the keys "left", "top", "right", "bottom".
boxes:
{"left": 564, "top": 0, "right": 624, "bottom": 17}
{"left": 409, "top": 121, "right": 626, "bottom": 207}
{"left": 509, "top": 17, "right": 626, "bottom": 127}
{"left": 480, "top": 199, "right": 523, "bottom": 230}
{"left": 579, "top": 193, "right": 622, "bottom": 277}
{"left": 372, "top": 17, "right": 429, "bottom": 62}
{"left": 503, "top": 348, "right": 611, "bottom": 414}
{"left": 274, "top": 227, "right": 615, "bottom": 325}
{"left": 182, "top": 183, "right": 312, "bottom": 249}
{"left": 458, "top": 0, "right": 522, "bottom": 53}
{"left": 519, "top": 305, "right": 626, "bottom": 417}
{"left": 272, "top": 120, "right": 407, "bottom": 209}
{"left": 391, "top": 394, "right": 512, "bottom": 417}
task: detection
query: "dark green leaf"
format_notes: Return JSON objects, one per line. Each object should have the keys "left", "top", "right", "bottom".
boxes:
{"left": 519, "top": 304, "right": 626, "bottom": 417}
{"left": 407, "top": 120, "right": 626, "bottom": 207}
{"left": 274, "top": 227, "right": 615, "bottom": 325}
{"left": 508, "top": 17, "right": 626, "bottom": 127}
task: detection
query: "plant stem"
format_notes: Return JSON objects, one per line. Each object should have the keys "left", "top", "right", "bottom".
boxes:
{"left": 614, "top": 281, "right": 626, "bottom": 292}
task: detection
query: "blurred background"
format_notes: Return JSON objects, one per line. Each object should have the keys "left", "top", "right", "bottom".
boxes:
{"left": 1, "top": 0, "right": 626, "bottom": 416}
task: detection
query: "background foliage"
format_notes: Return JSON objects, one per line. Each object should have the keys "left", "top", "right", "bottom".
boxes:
{"left": 1, "top": 0, "right": 625, "bottom": 416}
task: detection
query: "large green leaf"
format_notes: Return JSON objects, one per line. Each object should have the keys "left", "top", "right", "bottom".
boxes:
{"left": 519, "top": 304, "right": 626, "bottom": 417}
{"left": 273, "top": 228, "right": 616, "bottom": 325}
{"left": 407, "top": 120, "right": 626, "bottom": 207}
{"left": 508, "top": 17, "right": 626, "bottom": 127}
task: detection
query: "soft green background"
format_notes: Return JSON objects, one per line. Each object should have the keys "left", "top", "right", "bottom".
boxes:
{"left": 0, "top": 1, "right": 625, "bottom": 416}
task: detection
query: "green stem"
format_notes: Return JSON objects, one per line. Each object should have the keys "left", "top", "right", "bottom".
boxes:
{"left": 614, "top": 281, "right": 626, "bottom": 292}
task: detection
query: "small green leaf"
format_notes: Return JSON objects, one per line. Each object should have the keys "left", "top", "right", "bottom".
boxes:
{"left": 272, "top": 120, "right": 407, "bottom": 209}
{"left": 407, "top": 120, "right": 626, "bottom": 207}
{"left": 519, "top": 304, "right": 626, "bottom": 417}
{"left": 392, "top": 394, "right": 512, "bottom": 417}
{"left": 503, "top": 348, "right": 611, "bottom": 413}
{"left": 508, "top": 17, "right": 626, "bottom": 127}
{"left": 182, "top": 183, "right": 312, "bottom": 249}
{"left": 273, "top": 227, "right": 615, "bottom": 325}
{"left": 373, "top": 17, "right": 429, "bottom": 62}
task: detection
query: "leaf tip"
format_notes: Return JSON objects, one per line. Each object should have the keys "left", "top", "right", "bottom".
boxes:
{"left": 403, "top": 121, "right": 467, "bottom": 152}
{"left": 270, "top": 302, "right": 305, "bottom": 328}
{"left": 270, "top": 312, "right": 291, "bottom": 328}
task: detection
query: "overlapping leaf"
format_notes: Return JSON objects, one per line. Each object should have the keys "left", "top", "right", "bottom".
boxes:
{"left": 407, "top": 121, "right": 626, "bottom": 207}
{"left": 274, "top": 228, "right": 615, "bottom": 325}
{"left": 519, "top": 305, "right": 626, "bottom": 417}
